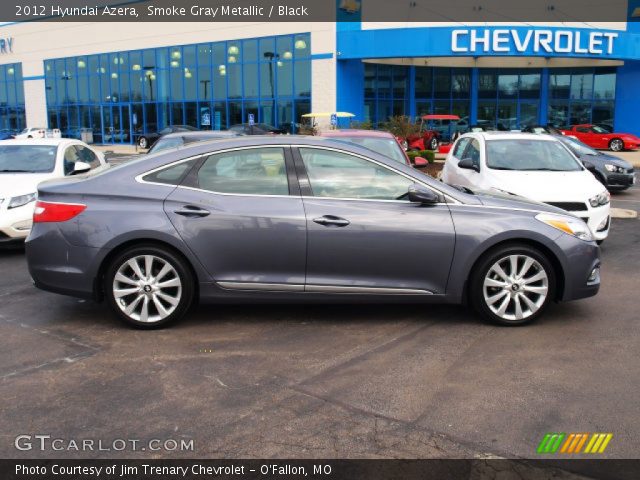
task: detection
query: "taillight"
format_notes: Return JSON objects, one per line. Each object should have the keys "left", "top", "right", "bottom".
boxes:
{"left": 33, "top": 201, "right": 86, "bottom": 223}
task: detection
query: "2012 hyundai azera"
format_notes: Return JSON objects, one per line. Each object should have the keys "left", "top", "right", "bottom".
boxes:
{"left": 25, "top": 136, "right": 601, "bottom": 328}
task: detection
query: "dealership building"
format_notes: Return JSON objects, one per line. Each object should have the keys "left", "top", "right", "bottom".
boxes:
{"left": 2, "top": 2, "right": 640, "bottom": 143}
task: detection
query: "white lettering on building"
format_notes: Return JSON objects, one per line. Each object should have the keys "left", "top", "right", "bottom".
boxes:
{"left": 451, "top": 29, "right": 618, "bottom": 55}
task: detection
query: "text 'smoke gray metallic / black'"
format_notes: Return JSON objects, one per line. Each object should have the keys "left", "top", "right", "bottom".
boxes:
{"left": 25, "top": 136, "right": 600, "bottom": 328}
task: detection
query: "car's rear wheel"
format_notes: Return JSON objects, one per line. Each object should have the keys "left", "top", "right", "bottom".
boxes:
{"left": 429, "top": 137, "right": 439, "bottom": 150}
{"left": 138, "top": 136, "right": 149, "bottom": 149}
{"left": 104, "top": 245, "right": 194, "bottom": 328}
{"left": 609, "top": 138, "right": 624, "bottom": 152}
{"left": 470, "top": 244, "right": 556, "bottom": 326}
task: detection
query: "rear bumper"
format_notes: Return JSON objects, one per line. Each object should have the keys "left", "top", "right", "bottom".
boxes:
{"left": 25, "top": 224, "right": 102, "bottom": 299}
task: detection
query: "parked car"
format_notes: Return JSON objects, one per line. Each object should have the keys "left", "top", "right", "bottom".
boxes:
{"left": 26, "top": 136, "right": 600, "bottom": 328}
{"left": 442, "top": 132, "right": 611, "bottom": 243}
{"left": 0, "top": 139, "right": 107, "bottom": 243}
{"left": 560, "top": 124, "right": 640, "bottom": 152}
{"left": 319, "top": 129, "right": 428, "bottom": 167}
{"left": 148, "top": 130, "right": 242, "bottom": 154}
{"left": 0, "top": 131, "right": 15, "bottom": 140}
{"left": 14, "top": 127, "right": 47, "bottom": 139}
{"left": 137, "top": 125, "right": 198, "bottom": 149}
{"left": 555, "top": 135, "right": 635, "bottom": 191}
{"left": 228, "top": 123, "right": 286, "bottom": 135}
{"left": 401, "top": 114, "right": 460, "bottom": 151}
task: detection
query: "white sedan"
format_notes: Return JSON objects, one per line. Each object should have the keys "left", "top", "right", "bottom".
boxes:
{"left": 0, "top": 139, "right": 107, "bottom": 243}
{"left": 442, "top": 132, "right": 611, "bottom": 242}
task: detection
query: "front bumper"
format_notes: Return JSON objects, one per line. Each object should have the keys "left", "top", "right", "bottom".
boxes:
{"left": 605, "top": 169, "right": 635, "bottom": 189}
{"left": 554, "top": 234, "right": 601, "bottom": 302}
{"left": 0, "top": 201, "right": 34, "bottom": 241}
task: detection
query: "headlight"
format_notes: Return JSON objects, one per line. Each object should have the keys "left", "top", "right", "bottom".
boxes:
{"left": 535, "top": 213, "right": 594, "bottom": 242}
{"left": 8, "top": 192, "right": 37, "bottom": 209}
{"left": 589, "top": 191, "right": 610, "bottom": 208}
{"left": 604, "top": 164, "right": 624, "bottom": 173}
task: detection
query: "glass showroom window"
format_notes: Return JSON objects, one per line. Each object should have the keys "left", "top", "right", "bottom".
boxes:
{"left": 414, "top": 67, "right": 471, "bottom": 139}
{"left": 363, "top": 64, "right": 409, "bottom": 126}
{"left": 477, "top": 69, "right": 541, "bottom": 130}
{"left": 0, "top": 63, "right": 25, "bottom": 134}
{"left": 44, "top": 33, "right": 311, "bottom": 144}
{"left": 547, "top": 68, "right": 616, "bottom": 128}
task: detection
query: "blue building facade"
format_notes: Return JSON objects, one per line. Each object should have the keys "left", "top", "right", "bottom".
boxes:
{"left": 336, "top": 16, "right": 640, "bottom": 136}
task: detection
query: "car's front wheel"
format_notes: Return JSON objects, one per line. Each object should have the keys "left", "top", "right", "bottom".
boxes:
{"left": 609, "top": 138, "right": 624, "bottom": 152}
{"left": 138, "top": 136, "right": 149, "bottom": 149}
{"left": 470, "top": 244, "right": 556, "bottom": 326}
{"left": 104, "top": 245, "right": 194, "bottom": 328}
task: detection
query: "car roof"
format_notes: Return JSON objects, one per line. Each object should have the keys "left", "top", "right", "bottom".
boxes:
{"left": 320, "top": 129, "right": 394, "bottom": 139}
{"left": 0, "top": 138, "right": 81, "bottom": 146}
{"left": 160, "top": 131, "right": 240, "bottom": 140}
{"left": 465, "top": 131, "right": 559, "bottom": 142}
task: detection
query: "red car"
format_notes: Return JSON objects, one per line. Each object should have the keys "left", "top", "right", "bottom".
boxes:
{"left": 320, "top": 129, "right": 428, "bottom": 167}
{"left": 560, "top": 124, "right": 640, "bottom": 152}
{"left": 400, "top": 114, "right": 461, "bottom": 151}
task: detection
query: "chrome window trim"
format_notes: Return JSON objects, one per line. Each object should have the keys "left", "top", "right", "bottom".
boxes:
{"left": 135, "top": 144, "right": 460, "bottom": 204}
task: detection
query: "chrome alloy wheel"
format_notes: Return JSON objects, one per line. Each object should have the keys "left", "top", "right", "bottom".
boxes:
{"left": 610, "top": 139, "right": 623, "bottom": 152}
{"left": 112, "top": 255, "right": 182, "bottom": 323}
{"left": 482, "top": 254, "right": 549, "bottom": 322}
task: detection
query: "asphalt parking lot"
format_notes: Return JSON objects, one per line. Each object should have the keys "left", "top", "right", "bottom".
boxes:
{"left": 1, "top": 187, "right": 638, "bottom": 462}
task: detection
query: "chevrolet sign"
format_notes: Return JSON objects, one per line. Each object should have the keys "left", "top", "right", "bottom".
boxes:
{"left": 451, "top": 29, "right": 618, "bottom": 55}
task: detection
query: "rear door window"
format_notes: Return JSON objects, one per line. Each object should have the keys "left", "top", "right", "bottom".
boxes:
{"left": 194, "top": 147, "right": 289, "bottom": 196}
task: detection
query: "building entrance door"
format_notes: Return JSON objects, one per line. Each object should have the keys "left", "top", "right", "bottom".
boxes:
{"left": 101, "top": 104, "right": 132, "bottom": 144}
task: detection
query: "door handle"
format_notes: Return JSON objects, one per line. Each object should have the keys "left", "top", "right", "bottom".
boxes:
{"left": 174, "top": 205, "right": 210, "bottom": 217}
{"left": 313, "top": 215, "right": 350, "bottom": 227}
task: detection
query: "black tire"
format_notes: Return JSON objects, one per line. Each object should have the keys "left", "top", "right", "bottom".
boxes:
{"left": 609, "top": 138, "right": 624, "bottom": 152}
{"left": 596, "top": 240, "right": 604, "bottom": 246}
{"left": 138, "top": 136, "right": 149, "bottom": 149}
{"left": 104, "top": 245, "right": 195, "bottom": 328}
{"left": 429, "top": 137, "right": 439, "bottom": 151}
{"left": 469, "top": 243, "right": 556, "bottom": 326}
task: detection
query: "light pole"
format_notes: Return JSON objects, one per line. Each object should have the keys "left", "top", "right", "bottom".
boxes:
{"left": 263, "top": 51, "right": 279, "bottom": 128}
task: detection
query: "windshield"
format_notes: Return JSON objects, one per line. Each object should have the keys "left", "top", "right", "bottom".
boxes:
{"left": 332, "top": 137, "right": 407, "bottom": 164}
{"left": 560, "top": 136, "right": 598, "bottom": 156}
{"left": 591, "top": 125, "right": 608, "bottom": 133}
{"left": 486, "top": 139, "right": 583, "bottom": 172}
{"left": 0, "top": 145, "right": 58, "bottom": 173}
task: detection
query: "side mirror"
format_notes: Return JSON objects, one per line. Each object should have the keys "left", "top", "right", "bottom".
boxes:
{"left": 413, "top": 156, "right": 428, "bottom": 167}
{"left": 458, "top": 157, "right": 479, "bottom": 172}
{"left": 408, "top": 185, "right": 441, "bottom": 205}
{"left": 72, "top": 161, "right": 91, "bottom": 175}
{"left": 582, "top": 161, "right": 597, "bottom": 172}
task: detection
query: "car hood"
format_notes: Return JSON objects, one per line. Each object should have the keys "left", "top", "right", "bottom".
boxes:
{"left": 589, "top": 153, "right": 633, "bottom": 169}
{"left": 466, "top": 188, "right": 569, "bottom": 215}
{"left": 0, "top": 172, "right": 55, "bottom": 198}
{"left": 484, "top": 170, "right": 605, "bottom": 202}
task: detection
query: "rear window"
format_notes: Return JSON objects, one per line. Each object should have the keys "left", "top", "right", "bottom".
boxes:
{"left": 142, "top": 159, "right": 197, "bottom": 186}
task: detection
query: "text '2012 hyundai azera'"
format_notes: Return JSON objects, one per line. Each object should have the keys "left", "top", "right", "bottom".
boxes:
{"left": 26, "top": 136, "right": 600, "bottom": 328}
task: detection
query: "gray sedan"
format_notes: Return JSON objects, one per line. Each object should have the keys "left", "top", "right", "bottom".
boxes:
{"left": 26, "top": 136, "right": 600, "bottom": 328}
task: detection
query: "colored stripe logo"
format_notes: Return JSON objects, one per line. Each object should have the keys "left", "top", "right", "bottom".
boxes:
{"left": 537, "top": 433, "right": 612, "bottom": 454}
